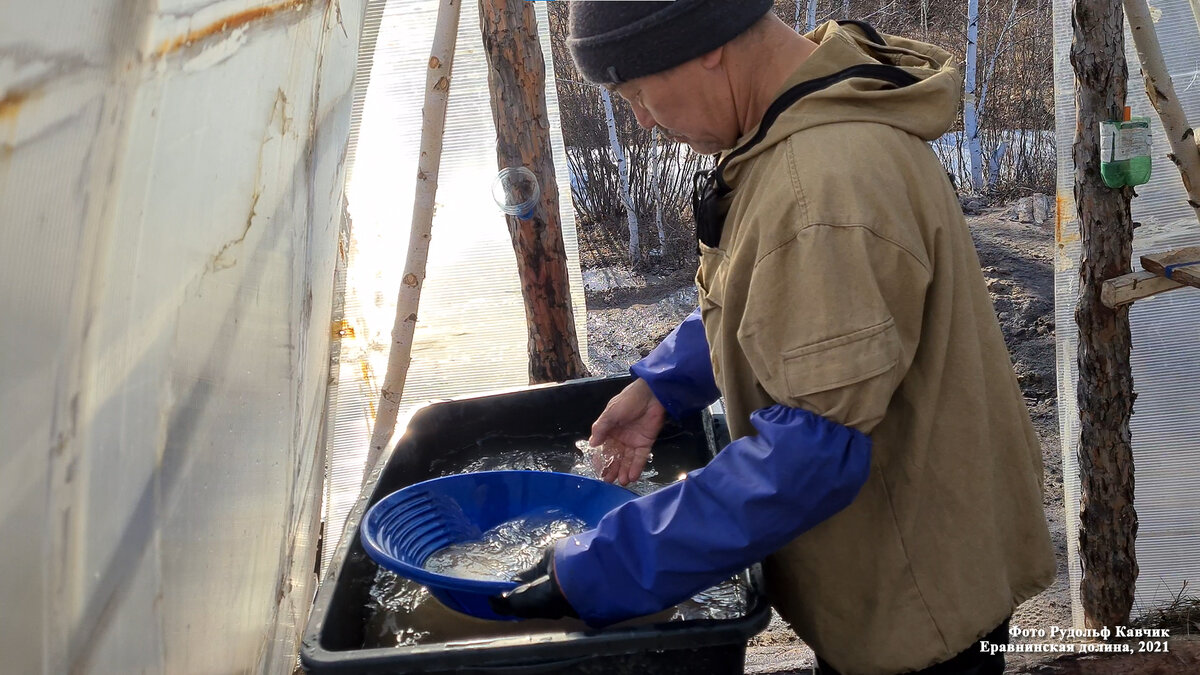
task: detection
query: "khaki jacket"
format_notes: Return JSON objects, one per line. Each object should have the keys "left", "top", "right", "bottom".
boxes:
{"left": 698, "top": 22, "right": 1055, "bottom": 674}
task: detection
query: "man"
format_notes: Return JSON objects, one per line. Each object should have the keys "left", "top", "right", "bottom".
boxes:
{"left": 490, "top": 3, "right": 1056, "bottom": 674}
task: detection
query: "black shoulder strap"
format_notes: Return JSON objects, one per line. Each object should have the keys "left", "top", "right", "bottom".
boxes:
{"left": 712, "top": 20, "right": 916, "bottom": 193}
{"left": 837, "top": 19, "right": 889, "bottom": 47}
{"left": 693, "top": 21, "right": 921, "bottom": 248}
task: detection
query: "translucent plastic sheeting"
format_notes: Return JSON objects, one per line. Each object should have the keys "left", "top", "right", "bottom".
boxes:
{"left": 1051, "top": 0, "right": 1200, "bottom": 626}
{"left": 322, "top": 0, "right": 589, "bottom": 572}
{"left": 0, "top": 0, "right": 364, "bottom": 671}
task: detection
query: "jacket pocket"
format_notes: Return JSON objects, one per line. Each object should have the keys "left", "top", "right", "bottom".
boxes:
{"left": 781, "top": 317, "right": 899, "bottom": 398}
{"left": 696, "top": 242, "right": 728, "bottom": 310}
{"left": 696, "top": 243, "right": 727, "bottom": 382}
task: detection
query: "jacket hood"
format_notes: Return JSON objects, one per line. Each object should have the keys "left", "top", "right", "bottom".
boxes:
{"left": 722, "top": 21, "right": 961, "bottom": 170}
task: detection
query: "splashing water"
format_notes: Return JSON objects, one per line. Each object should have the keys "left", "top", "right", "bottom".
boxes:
{"left": 449, "top": 440, "right": 662, "bottom": 496}
{"left": 423, "top": 508, "right": 588, "bottom": 582}
{"left": 570, "top": 439, "right": 659, "bottom": 497}
{"left": 671, "top": 578, "right": 748, "bottom": 621}
{"left": 574, "top": 438, "right": 616, "bottom": 475}
{"left": 364, "top": 567, "right": 433, "bottom": 647}
{"left": 455, "top": 450, "right": 565, "bottom": 474}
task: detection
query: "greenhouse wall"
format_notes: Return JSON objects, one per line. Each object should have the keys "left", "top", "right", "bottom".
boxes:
{"left": 1051, "top": 0, "right": 1200, "bottom": 626}
{"left": 0, "top": 0, "right": 365, "bottom": 671}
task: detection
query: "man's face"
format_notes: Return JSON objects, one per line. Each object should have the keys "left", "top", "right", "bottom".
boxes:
{"left": 610, "top": 59, "right": 734, "bottom": 156}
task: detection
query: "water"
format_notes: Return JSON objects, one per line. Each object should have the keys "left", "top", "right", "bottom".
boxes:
{"left": 446, "top": 439, "right": 664, "bottom": 497}
{"left": 422, "top": 508, "right": 588, "bottom": 582}
{"left": 670, "top": 578, "right": 748, "bottom": 622}
{"left": 363, "top": 436, "right": 749, "bottom": 648}
{"left": 364, "top": 569, "right": 750, "bottom": 648}
{"left": 365, "top": 568, "right": 433, "bottom": 647}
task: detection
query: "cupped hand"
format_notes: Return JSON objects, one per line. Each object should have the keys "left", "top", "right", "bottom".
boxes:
{"left": 587, "top": 379, "right": 666, "bottom": 486}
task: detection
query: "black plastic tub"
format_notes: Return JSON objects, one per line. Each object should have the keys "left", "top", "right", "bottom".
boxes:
{"left": 301, "top": 375, "right": 771, "bottom": 674}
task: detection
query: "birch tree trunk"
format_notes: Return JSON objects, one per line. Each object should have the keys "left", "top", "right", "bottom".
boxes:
{"left": 988, "top": 141, "right": 1009, "bottom": 192}
{"left": 651, "top": 130, "right": 664, "bottom": 257}
{"left": 1124, "top": 0, "right": 1200, "bottom": 221}
{"left": 480, "top": 0, "right": 587, "bottom": 384}
{"left": 794, "top": 1, "right": 802, "bottom": 32}
{"left": 978, "top": 0, "right": 1021, "bottom": 115}
{"left": 807, "top": 0, "right": 818, "bottom": 32}
{"left": 601, "top": 88, "right": 640, "bottom": 262}
{"left": 1070, "top": 0, "right": 1138, "bottom": 631}
{"left": 368, "top": 0, "right": 462, "bottom": 468}
{"left": 964, "top": 0, "right": 985, "bottom": 192}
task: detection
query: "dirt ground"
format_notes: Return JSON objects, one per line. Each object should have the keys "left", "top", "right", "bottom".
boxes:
{"left": 581, "top": 203, "right": 1196, "bottom": 674}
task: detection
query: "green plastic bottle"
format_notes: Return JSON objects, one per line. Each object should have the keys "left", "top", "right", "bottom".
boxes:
{"left": 1101, "top": 107, "right": 1152, "bottom": 188}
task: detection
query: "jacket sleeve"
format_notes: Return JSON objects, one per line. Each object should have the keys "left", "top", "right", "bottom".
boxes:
{"left": 552, "top": 403, "right": 871, "bottom": 626}
{"left": 739, "top": 224, "right": 931, "bottom": 433}
{"left": 629, "top": 307, "right": 721, "bottom": 419}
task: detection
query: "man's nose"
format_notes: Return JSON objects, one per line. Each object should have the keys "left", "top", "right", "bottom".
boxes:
{"left": 632, "top": 105, "right": 656, "bottom": 130}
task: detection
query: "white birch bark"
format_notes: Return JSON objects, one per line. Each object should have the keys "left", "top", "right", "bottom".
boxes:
{"left": 368, "top": 0, "right": 463, "bottom": 472}
{"left": 807, "top": 0, "right": 818, "bottom": 32}
{"left": 1124, "top": 0, "right": 1200, "bottom": 222}
{"left": 978, "top": 0, "right": 1021, "bottom": 114}
{"left": 988, "top": 141, "right": 1009, "bottom": 192}
{"left": 964, "top": 0, "right": 985, "bottom": 192}
{"left": 651, "top": 130, "right": 664, "bottom": 256}
{"left": 601, "top": 88, "right": 640, "bottom": 261}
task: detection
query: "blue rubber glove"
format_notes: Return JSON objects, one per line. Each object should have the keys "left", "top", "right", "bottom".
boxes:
{"left": 489, "top": 548, "right": 579, "bottom": 621}
{"left": 629, "top": 308, "right": 720, "bottom": 420}
{"left": 553, "top": 404, "right": 872, "bottom": 626}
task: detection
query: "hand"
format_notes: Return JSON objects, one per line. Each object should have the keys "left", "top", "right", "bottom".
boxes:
{"left": 588, "top": 379, "right": 666, "bottom": 486}
{"left": 489, "top": 548, "right": 580, "bottom": 620}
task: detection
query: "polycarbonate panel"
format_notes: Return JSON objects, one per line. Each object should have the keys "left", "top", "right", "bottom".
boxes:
{"left": 1051, "top": 0, "right": 1200, "bottom": 627}
{"left": 322, "top": 0, "right": 589, "bottom": 572}
{"left": 0, "top": 0, "right": 365, "bottom": 671}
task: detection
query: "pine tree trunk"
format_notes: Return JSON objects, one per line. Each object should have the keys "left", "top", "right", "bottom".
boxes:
{"left": 479, "top": 0, "right": 587, "bottom": 384}
{"left": 1070, "top": 0, "right": 1139, "bottom": 630}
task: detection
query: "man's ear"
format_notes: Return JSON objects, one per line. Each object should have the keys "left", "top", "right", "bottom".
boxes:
{"left": 699, "top": 45, "right": 724, "bottom": 70}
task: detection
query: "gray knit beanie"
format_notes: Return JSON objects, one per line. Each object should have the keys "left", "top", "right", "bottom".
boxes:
{"left": 568, "top": 0, "right": 775, "bottom": 85}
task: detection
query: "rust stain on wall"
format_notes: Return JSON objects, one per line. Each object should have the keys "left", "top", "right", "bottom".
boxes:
{"left": 153, "top": 0, "right": 314, "bottom": 58}
{"left": 0, "top": 88, "right": 35, "bottom": 124}
{"left": 0, "top": 88, "right": 33, "bottom": 178}
{"left": 360, "top": 361, "right": 376, "bottom": 418}
{"left": 1055, "top": 190, "right": 1080, "bottom": 248}
{"left": 332, "top": 319, "right": 355, "bottom": 339}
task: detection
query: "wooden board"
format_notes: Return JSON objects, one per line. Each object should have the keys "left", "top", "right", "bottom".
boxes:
{"left": 1102, "top": 270, "right": 1187, "bottom": 308}
{"left": 1141, "top": 246, "right": 1200, "bottom": 289}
